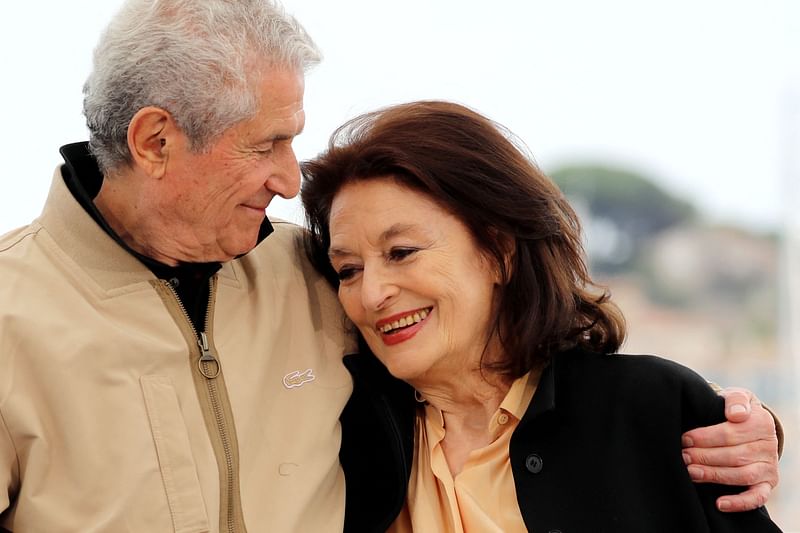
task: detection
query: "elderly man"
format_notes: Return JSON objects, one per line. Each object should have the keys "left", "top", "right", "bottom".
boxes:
{"left": 0, "top": 0, "right": 781, "bottom": 531}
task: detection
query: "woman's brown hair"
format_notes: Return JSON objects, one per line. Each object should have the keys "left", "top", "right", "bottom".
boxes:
{"left": 301, "top": 100, "right": 625, "bottom": 377}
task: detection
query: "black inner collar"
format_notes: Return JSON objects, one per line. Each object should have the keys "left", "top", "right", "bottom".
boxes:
{"left": 58, "top": 141, "right": 274, "bottom": 331}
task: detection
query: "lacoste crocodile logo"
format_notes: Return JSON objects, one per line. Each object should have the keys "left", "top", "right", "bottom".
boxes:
{"left": 283, "top": 368, "right": 316, "bottom": 389}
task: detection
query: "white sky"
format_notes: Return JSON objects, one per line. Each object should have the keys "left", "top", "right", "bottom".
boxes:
{"left": 0, "top": 0, "right": 797, "bottom": 233}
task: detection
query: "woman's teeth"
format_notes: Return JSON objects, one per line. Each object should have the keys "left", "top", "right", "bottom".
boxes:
{"left": 380, "top": 308, "right": 430, "bottom": 334}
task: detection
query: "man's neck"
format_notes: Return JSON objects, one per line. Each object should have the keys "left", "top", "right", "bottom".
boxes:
{"left": 93, "top": 178, "right": 182, "bottom": 266}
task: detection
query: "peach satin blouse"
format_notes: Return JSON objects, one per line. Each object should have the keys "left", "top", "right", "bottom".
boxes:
{"left": 389, "top": 372, "right": 537, "bottom": 533}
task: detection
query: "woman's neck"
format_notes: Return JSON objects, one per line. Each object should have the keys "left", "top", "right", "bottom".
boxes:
{"left": 414, "top": 369, "right": 513, "bottom": 476}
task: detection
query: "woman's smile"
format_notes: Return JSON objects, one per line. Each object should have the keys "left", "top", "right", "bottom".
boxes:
{"left": 328, "top": 178, "right": 502, "bottom": 383}
{"left": 376, "top": 307, "right": 433, "bottom": 345}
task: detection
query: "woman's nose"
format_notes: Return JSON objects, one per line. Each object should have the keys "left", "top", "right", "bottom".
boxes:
{"left": 360, "top": 266, "right": 399, "bottom": 311}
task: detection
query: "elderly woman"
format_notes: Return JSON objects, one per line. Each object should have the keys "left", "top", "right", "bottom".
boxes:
{"left": 301, "top": 101, "right": 782, "bottom": 532}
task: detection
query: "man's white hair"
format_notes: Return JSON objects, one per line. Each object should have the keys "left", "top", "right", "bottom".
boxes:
{"left": 83, "top": 0, "right": 321, "bottom": 173}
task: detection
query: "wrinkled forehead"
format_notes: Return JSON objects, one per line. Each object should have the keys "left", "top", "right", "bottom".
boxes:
{"left": 328, "top": 177, "right": 469, "bottom": 252}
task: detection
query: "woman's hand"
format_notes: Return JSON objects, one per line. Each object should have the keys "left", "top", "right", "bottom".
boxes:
{"left": 681, "top": 387, "right": 781, "bottom": 512}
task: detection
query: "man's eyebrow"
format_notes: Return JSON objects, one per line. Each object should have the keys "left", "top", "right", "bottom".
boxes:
{"left": 256, "top": 126, "right": 305, "bottom": 145}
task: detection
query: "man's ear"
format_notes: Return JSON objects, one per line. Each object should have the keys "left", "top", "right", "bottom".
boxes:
{"left": 127, "top": 106, "right": 177, "bottom": 178}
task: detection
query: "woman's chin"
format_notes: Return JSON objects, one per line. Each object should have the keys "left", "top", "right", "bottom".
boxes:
{"left": 379, "top": 357, "right": 424, "bottom": 383}
{"left": 365, "top": 337, "right": 434, "bottom": 383}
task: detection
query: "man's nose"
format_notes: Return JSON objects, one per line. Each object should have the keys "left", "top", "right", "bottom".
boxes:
{"left": 266, "top": 145, "right": 301, "bottom": 199}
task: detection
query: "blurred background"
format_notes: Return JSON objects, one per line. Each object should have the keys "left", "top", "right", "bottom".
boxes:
{"left": 1, "top": 0, "right": 797, "bottom": 528}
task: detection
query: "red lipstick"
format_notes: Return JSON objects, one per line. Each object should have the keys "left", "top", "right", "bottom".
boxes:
{"left": 376, "top": 307, "right": 432, "bottom": 346}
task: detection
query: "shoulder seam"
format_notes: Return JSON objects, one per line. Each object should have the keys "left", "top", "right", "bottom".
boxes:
{"left": 0, "top": 227, "right": 41, "bottom": 254}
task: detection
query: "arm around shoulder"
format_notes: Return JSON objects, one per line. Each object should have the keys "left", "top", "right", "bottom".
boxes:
{"left": 683, "top": 384, "right": 782, "bottom": 514}
{"left": 675, "top": 370, "right": 783, "bottom": 531}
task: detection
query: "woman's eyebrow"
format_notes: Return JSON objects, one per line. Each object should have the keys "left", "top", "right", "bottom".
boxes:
{"left": 328, "top": 222, "right": 421, "bottom": 259}
{"left": 328, "top": 246, "right": 352, "bottom": 260}
{"left": 378, "top": 223, "right": 417, "bottom": 243}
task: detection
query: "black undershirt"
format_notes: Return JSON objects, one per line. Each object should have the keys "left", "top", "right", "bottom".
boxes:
{"left": 58, "top": 142, "right": 273, "bottom": 332}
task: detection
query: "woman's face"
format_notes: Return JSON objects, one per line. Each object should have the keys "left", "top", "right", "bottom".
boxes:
{"left": 328, "top": 177, "right": 502, "bottom": 385}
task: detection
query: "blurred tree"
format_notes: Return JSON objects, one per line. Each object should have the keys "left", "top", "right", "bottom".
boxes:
{"left": 550, "top": 164, "right": 697, "bottom": 273}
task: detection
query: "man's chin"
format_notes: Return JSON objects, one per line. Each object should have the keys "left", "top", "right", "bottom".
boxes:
{"left": 221, "top": 234, "right": 261, "bottom": 261}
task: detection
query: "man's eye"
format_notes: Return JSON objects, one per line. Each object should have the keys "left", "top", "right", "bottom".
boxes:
{"left": 388, "top": 248, "right": 418, "bottom": 261}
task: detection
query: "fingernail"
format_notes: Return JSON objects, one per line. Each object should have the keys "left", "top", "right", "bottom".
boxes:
{"left": 718, "top": 499, "right": 731, "bottom": 511}
{"left": 681, "top": 436, "right": 693, "bottom": 447}
{"left": 687, "top": 466, "right": 703, "bottom": 480}
{"left": 729, "top": 404, "right": 748, "bottom": 415}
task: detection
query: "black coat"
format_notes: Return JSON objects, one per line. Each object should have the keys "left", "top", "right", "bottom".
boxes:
{"left": 340, "top": 348, "right": 782, "bottom": 533}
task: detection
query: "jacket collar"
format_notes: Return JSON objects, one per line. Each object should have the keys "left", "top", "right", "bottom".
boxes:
{"left": 525, "top": 357, "right": 557, "bottom": 419}
{"left": 42, "top": 142, "right": 274, "bottom": 291}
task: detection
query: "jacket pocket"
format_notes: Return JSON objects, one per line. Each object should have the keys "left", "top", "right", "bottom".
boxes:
{"left": 141, "top": 375, "right": 210, "bottom": 533}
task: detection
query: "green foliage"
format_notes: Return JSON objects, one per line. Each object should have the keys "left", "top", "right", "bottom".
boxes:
{"left": 551, "top": 164, "right": 697, "bottom": 237}
{"left": 549, "top": 163, "right": 697, "bottom": 273}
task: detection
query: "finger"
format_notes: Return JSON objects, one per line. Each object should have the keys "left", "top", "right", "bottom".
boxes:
{"left": 682, "top": 408, "right": 776, "bottom": 448}
{"left": 718, "top": 388, "right": 754, "bottom": 422}
{"left": 682, "top": 441, "right": 777, "bottom": 468}
{"left": 686, "top": 461, "right": 778, "bottom": 488}
{"left": 682, "top": 421, "right": 736, "bottom": 448}
{"left": 716, "top": 482, "right": 771, "bottom": 513}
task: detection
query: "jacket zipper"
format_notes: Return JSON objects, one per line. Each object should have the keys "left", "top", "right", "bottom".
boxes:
{"left": 197, "top": 331, "right": 220, "bottom": 378}
{"left": 165, "top": 277, "right": 240, "bottom": 533}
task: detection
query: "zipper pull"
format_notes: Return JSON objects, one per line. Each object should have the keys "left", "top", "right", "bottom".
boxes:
{"left": 197, "top": 332, "right": 220, "bottom": 379}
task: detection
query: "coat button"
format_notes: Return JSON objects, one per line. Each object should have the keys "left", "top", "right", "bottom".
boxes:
{"left": 525, "top": 453, "right": 543, "bottom": 473}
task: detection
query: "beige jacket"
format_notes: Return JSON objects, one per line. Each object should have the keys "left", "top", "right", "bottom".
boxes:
{"left": 0, "top": 168, "right": 353, "bottom": 532}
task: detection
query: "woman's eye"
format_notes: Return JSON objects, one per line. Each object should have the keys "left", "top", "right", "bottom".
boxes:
{"left": 388, "top": 247, "right": 418, "bottom": 262}
{"left": 336, "top": 266, "right": 360, "bottom": 281}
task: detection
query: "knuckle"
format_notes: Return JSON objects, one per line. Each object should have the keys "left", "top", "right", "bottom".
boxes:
{"left": 755, "top": 410, "right": 776, "bottom": 431}
{"left": 725, "top": 484, "right": 770, "bottom": 512}
{"left": 749, "top": 484, "right": 770, "bottom": 508}
{"left": 720, "top": 465, "right": 764, "bottom": 486}
{"left": 746, "top": 414, "right": 766, "bottom": 430}
{"left": 741, "top": 467, "right": 762, "bottom": 486}
{"left": 767, "top": 466, "right": 780, "bottom": 488}
{"left": 733, "top": 419, "right": 776, "bottom": 445}
{"left": 691, "top": 450, "right": 709, "bottom": 465}
{"left": 703, "top": 468, "right": 721, "bottom": 483}
{"left": 734, "top": 442, "right": 769, "bottom": 466}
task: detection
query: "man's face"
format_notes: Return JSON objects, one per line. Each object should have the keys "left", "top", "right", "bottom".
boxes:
{"left": 159, "top": 67, "right": 305, "bottom": 262}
